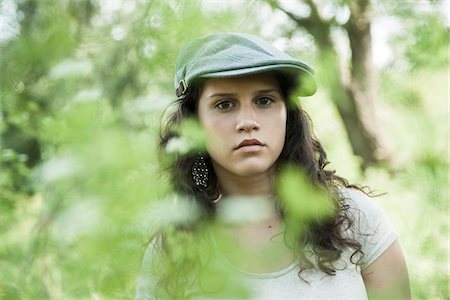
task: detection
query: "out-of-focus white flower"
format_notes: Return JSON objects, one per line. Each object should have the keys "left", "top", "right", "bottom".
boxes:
{"left": 111, "top": 26, "right": 126, "bottom": 41}
{"left": 73, "top": 89, "right": 102, "bottom": 102}
{"left": 39, "top": 156, "right": 80, "bottom": 184}
{"left": 165, "top": 136, "right": 192, "bottom": 155}
{"left": 53, "top": 199, "right": 102, "bottom": 243}
{"left": 216, "top": 196, "right": 276, "bottom": 225}
{"left": 139, "top": 195, "right": 201, "bottom": 229}
{"left": 0, "top": 0, "right": 20, "bottom": 45}
{"left": 50, "top": 59, "right": 93, "bottom": 79}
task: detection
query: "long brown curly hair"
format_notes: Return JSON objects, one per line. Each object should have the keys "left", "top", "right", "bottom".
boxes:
{"left": 153, "top": 72, "right": 366, "bottom": 297}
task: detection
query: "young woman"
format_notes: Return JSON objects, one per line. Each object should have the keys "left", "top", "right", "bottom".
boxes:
{"left": 136, "top": 32, "right": 410, "bottom": 299}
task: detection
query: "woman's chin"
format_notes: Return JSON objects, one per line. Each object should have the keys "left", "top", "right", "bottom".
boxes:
{"left": 232, "top": 164, "right": 275, "bottom": 178}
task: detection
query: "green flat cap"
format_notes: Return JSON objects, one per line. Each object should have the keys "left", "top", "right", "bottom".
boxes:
{"left": 174, "top": 32, "right": 316, "bottom": 98}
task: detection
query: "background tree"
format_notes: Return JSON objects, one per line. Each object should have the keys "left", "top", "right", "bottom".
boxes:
{"left": 268, "top": 0, "right": 393, "bottom": 168}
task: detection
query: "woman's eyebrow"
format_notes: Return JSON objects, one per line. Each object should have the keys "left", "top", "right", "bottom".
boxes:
{"left": 254, "top": 88, "right": 281, "bottom": 95}
{"left": 207, "top": 92, "right": 236, "bottom": 99}
{"left": 207, "top": 88, "right": 281, "bottom": 99}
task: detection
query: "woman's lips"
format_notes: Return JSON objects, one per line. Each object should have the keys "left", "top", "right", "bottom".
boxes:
{"left": 236, "top": 144, "right": 264, "bottom": 153}
{"left": 235, "top": 139, "right": 265, "bottom": 152}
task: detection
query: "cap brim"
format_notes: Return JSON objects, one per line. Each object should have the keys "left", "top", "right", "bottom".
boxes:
{"left": 199, "top": 64, "right": 317, "bottom": 97}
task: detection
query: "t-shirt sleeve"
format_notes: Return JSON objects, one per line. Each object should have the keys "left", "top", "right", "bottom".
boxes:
{"left": 135, "top": 240, "right": 158, "bottom": 300}
{"left": 341, "top": 188, "right": 398, "bottom": 270}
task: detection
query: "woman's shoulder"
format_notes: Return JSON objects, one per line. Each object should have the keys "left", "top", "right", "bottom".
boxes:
{"left": 339, "top": 188, "right": 391, "bottom": 225}
{"left": 339, "top": 187, "right": 399, "bottom": 269}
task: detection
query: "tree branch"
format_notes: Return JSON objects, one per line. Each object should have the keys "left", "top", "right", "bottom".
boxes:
{"left": 269, "top": 0, "right": 314, "bottom": 29}
{"left": 304, "top": 0, "right": 331, "bottom": 28}
{"left": 271, "top": 0, "right": 333, "bottom": 47}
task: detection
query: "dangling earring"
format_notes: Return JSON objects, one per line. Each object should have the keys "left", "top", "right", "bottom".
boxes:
{"left": 192, "top": 155, "right": 208, "bottom": 188}
{"left": 211, "top": 193, "right": 222, "bottom": 204}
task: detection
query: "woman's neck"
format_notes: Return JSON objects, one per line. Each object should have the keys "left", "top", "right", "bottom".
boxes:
{"left": 213, "top": 164, "right": 276, "bottom": 197}
{"left": 210, "top": 163, "right": 294, "bottom": 273}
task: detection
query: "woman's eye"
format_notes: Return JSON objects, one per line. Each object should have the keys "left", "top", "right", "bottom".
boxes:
{"left": 256, "top": 97, "right": 274, "bottom": 106}
{"left": 216, "top": 100, "right": 234, "bottom": 110}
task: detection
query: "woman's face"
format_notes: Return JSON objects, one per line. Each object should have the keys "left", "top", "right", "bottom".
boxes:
{"left": 197, "top": 72, "right": 287, "bottom": 179}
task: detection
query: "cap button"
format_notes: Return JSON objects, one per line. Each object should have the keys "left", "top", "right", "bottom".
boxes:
{"left": 176, "top": 79, "right": 188, "bottom": 97}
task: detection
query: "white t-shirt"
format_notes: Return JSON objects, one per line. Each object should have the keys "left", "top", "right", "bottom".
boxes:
{"left": 136, "top": 188, "right": 398, "bottom": 300}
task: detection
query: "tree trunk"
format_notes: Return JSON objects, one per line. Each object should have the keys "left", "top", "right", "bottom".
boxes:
{"left": 345, "top": 0, "right": 392, "bottom": 166}
{"left": 271, "top": 0, "right": 391, "bottom": 168}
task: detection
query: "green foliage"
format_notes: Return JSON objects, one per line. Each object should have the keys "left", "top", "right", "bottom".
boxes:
{"left": 151, "top": 225, "right": 251, "bottom": 299}
{"left": 402, "top": 14, "right": 449, "bottom": 70}
{"left": 380, "top": 0, "right": 449, "bottom": 71}
{"left": 277, "top": 165, "right": 333, "bottom": 221}
{"left": 365, "top": 67, "right": 449, "bottom": 299}
{"left": 164, "top": 117, "right": 208, "bottom": 156}
{"left": 0, "top": 0, "right": 265, "bottom": 298}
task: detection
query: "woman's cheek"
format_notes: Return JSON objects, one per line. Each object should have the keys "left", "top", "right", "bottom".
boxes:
{"left": 204, "top": 123, "right": 227, "bottom": 153}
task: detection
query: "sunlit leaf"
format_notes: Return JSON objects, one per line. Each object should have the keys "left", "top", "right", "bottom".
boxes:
{"left": 277, "top": 165, "right": 333, "bottom": 222}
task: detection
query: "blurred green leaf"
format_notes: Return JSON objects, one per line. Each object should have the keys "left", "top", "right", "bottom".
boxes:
{"left": 277, "top": 165, "right": 333, "bottom": 224}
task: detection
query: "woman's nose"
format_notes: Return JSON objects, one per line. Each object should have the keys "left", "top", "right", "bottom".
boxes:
{"left": 235, "top": 107, "right": 260, "bottom": 132}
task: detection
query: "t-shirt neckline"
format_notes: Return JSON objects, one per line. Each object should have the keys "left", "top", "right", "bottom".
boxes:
{"left": 234, "top": 261, "right": 299, "bottom": 279}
